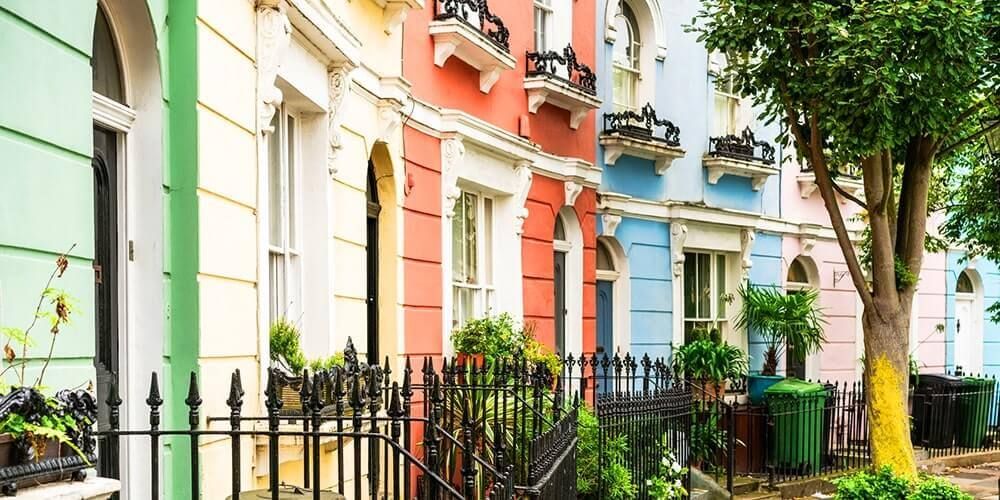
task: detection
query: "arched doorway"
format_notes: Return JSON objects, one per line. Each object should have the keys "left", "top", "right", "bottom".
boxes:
{"left": 92, "top": 5, "right": 123, "bottom": 480}
{"left": 553, "top": 208, "right": 583, "bottom": 356}
{"left": 553, "top": 216, "right": 568, "bottom": 355}
{"left": 366, "top": 161, "right": 380, "bottom": 365}
{"left": 596, "top": 240, "right": 619, "bottom": 355}
{"left": 785, "top": 256, "right": 819, "bottom": 379}
{"left": 954, "top": 269, "right": 983, "bottom": 374}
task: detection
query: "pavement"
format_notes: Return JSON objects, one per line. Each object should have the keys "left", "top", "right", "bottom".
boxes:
{"left": 939, "top": 462, "right": 1000, "bottom": 499}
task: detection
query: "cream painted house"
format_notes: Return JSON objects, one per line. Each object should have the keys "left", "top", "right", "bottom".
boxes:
{"left": 194, "top": 0, "right": 413, "bottom": 496}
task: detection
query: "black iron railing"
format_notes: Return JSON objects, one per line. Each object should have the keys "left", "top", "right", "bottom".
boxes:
{"left": 435, "top": 0, "right": 510, "bottom": 51}
{"left": 525, "top": 45, "right": 597, "bottom": 94}
{"left": 602, "top": 104, "right": 681, "bottom": 147}
{"left": 708, "top": 127, "right": 775, "bottom": 164}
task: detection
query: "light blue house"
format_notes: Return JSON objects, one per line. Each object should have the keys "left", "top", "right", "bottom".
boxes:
{"left": 593, "top": 0, "right": 786, "bottom": 370}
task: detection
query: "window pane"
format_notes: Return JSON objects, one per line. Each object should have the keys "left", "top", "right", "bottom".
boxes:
{"left": 483, "top": 197, "right": 493, "bottom": 285}
{"left": 463, "top": 192, "right": 478, "bottom": 284}
{"left": 788, "top": 258, "right": 809, "bottom": 284}
{"left": 451, "top": 196, "right": 465, "bottom": 283}
{"left": 267, "top": 114, "right": 283, "bottom": 247}
{"left": 697, "top": 253, "right": 711, "bottom": 318}
{"left": 716, "top": 254, "right": 727, "bottom": 318}
{"left": 287, "top": 115, "right": 297, "bottom": 248}
{"left": 92, "top": 7, "right": 124, "bottom": 103}
{"left": 684, "top": 253, "right": 697, "bottom": 317}
{"left": 269, "top": 252, "right": 285, "bottom": 320}
{"left": 597, "top": 242, "right": 614, "bottom": 271}
{"left": 454, "top": 286, "right": 476, "bottom": 328}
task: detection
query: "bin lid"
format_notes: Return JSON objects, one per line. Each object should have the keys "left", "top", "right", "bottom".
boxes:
{"left": 963, "top": 376, "right": 996, "bottom": 387}
{"left": 764, "top": 377, "right": 825, "bottom": 397}
{"left": 916, "top": 373, "right": 965, "bottom": 388}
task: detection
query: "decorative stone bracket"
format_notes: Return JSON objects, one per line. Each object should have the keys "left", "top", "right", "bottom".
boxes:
{"left": 369, "top": 0, "right": 424, "bottom": 34}
{"left": 429, "top": 18, "right": 516, "bottom": 93}
{"left": 601, "top": 213, "right": 622, "bottom": 238}
{"left": 441, "top": 136, "right": 465, "bottom": 218}
{"left": 523, "top": 77, "right": 601, "bottom": 130}
{"left": 703, "top": 156, "right": 779, "bottom": 191}
{"left": 740, "top": 228, "right": 756, "bottom": 281}
{"left": 670, "top": 221, "right": 688, "bottom": 277}
{"left": 327, "top": 64, "right": 354, "bottom": 175}
{"left": 797, "top": 171, "right": 865, "bottom": 204}
{"left": 564, "top": 180, "right": 583, "bottom": 207}
{"left": 514, "top": 162, "right": 533, "bottom": 236}
{"left": 257, "top": 0, "right": 292, "bottom": 135}
{"left": 602, "top": 134, "right": 686, "bottom": 175}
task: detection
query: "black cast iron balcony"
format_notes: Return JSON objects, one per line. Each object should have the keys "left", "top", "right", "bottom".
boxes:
{"left": 708, "top": 127, "right": 775, "bottom": 165}
{"left": 526, "top": 44, "right": 597, "bottom": 94}
{"left": 603, "top": 103, "right": 681, "bottom": 147}
{"left": 434, "top": 0, "right": 510, "bottom": 51}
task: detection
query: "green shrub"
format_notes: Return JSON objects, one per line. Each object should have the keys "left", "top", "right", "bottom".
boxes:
{"left": 269, "top": 318, "right": 306, "bottom": 374}
{"left": 451, "top": 313, "right": 523, "bottom": 360}
{"left": 671, "top": 340, "right": 749, "bottom": 384}
{"left": 646, "top": 448, "right": 687, "bottom": 499}
{"left": 577, "top": 405, "right": 636, "bottom": 500}
{"left": 833, "top": 466, "right": 971, "bottom": 500}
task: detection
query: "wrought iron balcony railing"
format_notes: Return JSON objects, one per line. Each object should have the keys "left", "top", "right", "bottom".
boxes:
{"left": 602, "top": 103, "right": 681, "bottom": 147}
{"left": 708, "top": 127, "right": 775, "bottom": 164}
{"left": 435, "top": 0, "right": 510, "bottom": 51}
{"left": 525, "top": 44, "right": 597, "bottom": 94}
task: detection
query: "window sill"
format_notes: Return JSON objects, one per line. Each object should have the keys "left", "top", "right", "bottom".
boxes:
{"left": 429, "top": 18, "right": 516, "bottom": 93}
{"left": 16, "top": 477, "right": 120, "bottom": 499}
{"left": 600, "top": 132, "right": 686, "bottom": 175}
{"left": 524, "top": 75, "right": 601, "bottom": 129}
{"left": 369, "top": 0, "right": 424, "bottom": 34}
{"left": 702, "top": 155, "right": 779, "bottom": 191}
{"left": 796, "top": 171, "right": 864, "bottom": 203}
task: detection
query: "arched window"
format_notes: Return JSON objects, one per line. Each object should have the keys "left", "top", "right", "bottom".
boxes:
{"left": 597, "top": 240, "right": 615, "bottom": 272}
{"left": 957, "top": 270, "right": 975, "bottom": 294}
{"left": 787, "top": 258, "right": 809, "bottom": 285}
{"left": 612, "top": 2, "right": 641, "bottom": 111}
{"left": 92, "top": 7, "right": 124, "bottom": 104}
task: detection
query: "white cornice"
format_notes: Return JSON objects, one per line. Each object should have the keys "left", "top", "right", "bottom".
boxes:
{"left": 597, "top": 192, "right": 863, "bottom": 241}
{"left": 406, "top": 98, "right": 600, "bottom": 188}
{"left": 286, "top": 0, "right": 362, "bottom": 68}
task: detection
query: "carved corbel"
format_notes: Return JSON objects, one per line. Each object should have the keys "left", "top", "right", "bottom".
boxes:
{"left": 800, "top": 236, "right": 816, "bottom": 256}
{"left": 670, "top": 221, "right": 688, "bottom": 277}
{"left": 327, "top": 64, "right": 353, "bottom": 176}
{"left": 377, "top": 99, "right": 403, "bottom": 144}
{"left": 514, "top": 161, "right": 534, "bottom": 236}
{"left": 564, "top": 180, "right": 584, "bottom": 207}
{"left": 740, "top": 228, "right": 756, "bottom": 280}
{"left": 601, "top": 213, "right": 622, "bottom": 238}
{"left": 441, "top": 136, "right": 465, "bottom": 218}
{"left": 257, "top": 0, "right": 291, "bottom": 135}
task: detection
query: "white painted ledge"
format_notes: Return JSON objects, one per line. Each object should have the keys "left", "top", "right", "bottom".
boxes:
{"left": 797, "top": 171, "right": 864, "bottom": 204}
{"left": 429, "top": 18, "right": 516, "bottom": 93}
{"left": 523, "top": 76, "right": 601, "bottom": 129}
{"left": 600, "top": 132, "right": 686, "bottom": 175}
{"left": 702, "top": 155, "right": 779, "bottom": 191}
{"left": 15, "top": 477, "right": 120, "bottom": 499}
{"left": 368, "top": 0, "right": 424, "bottom": 34}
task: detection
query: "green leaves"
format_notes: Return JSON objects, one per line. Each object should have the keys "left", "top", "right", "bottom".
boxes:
{"left": 735, "top": 285, "right": 827, "bottom": 375}
{"left": 671, "top": 339, "right": 749, "bottom": 384}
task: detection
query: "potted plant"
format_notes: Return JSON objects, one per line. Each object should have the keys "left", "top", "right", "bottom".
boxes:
{"left": 268, "top": 319, "right": 345, "bottom": 415}
{"left": 0, "top": 248, "right": 97, "bottom": 495}
{"left": 671, "top": 339, "right": 749, "bottom": 400}
{"left": 735, "top": 285, "right": 827, "bottom": 404}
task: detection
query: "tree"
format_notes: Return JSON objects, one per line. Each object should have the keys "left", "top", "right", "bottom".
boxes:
{"left": 693, "top": 0, "right": 998, "bottom": 475}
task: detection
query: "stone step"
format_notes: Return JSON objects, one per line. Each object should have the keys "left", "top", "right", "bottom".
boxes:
{"left": 733, "top": 476, "right": 765, "bottom": 495}
{"left": 734, "top": 491, "right": 781, "bottom": 500}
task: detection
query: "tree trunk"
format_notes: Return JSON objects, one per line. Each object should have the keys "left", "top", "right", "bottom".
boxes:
{"left": 862, "top": 303, "right": 917, "bottom": 477}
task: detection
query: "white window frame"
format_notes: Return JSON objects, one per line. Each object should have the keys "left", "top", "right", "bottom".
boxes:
{"left": 611, "top": 1, "right": 642, "bottom": 112}
{"left": 267, "top": 105, "right": 304, "bottom": 324}
{"left": 451, "top": 190, "right": 496, "bottom": 329}
{"left": 533, "top": 0, "right": 553, "bottom": 52}
{"left": 682, "top": 251, "right": 730, "bottom": 339}
{"left": 712, "top": 54, "right": 743, "bottom": 136}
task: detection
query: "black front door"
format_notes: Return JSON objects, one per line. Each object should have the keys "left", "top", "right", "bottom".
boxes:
{"left": 554, "top": 251, "right": 566, "bottom": 355}
{"left": 366, "top": 165, "right": 380, "bottom": 365}
{"left": 93, "top": 126, "right": 120, "bottom": 480}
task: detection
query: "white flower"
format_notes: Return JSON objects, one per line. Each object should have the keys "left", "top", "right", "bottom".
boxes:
{"left": 671, "top": 462, "right": 682, "bottom": 473}
{"left": 646, "top": 479, "right": 652, "bottom": 486}
{"left": 662, "top": 457, "right": 670, "bottom": 466}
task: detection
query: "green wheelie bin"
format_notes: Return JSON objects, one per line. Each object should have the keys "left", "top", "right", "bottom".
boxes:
{"left": 765, "top": 378, "right": 828, "bottom": 474}
{"left": 956, "top": 377, "right": 996, "bottom": 448}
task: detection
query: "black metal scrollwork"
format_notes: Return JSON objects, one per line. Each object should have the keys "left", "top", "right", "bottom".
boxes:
{"left": 708, "top": 127, "right": 775, "bottom": 164}
{"left": 525, "top": 44, "right": 597, "bottom": 94}
{"left": 602, "top": 103, "right": 681, "bottom": 146}
{"left": 435, "top": 0, "right": 511, "bottom": 51}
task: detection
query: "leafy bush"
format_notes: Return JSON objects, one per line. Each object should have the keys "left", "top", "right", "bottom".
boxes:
{"left": 671, "top": 340, "right": 748, "bottom": 384}
{"left": 833, "top": 466, "right": 971, "bottom": 500}
{"left": 690, "top": 408, "right": 727, "bottom": 467}
{"left": 646, "top": 448, "right": 687, "bottom": 499}
{"left": 452, "top": 314, "right": 560, "bottom": 374}
{"left": 577, "top": 404, "right": 636, "bottom": 500}
{"left": 308, "top": 353, "right": 345, "bottom": 373}
{"left": 269, "top": 318, "right": 307, "bottom": 374}
{"left": 735, "top": 285, "right": 826, "bottom": 376}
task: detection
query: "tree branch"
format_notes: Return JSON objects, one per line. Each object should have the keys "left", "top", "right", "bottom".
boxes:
{"left": 830, "top": 177, "right": 867, "bottom": 209}
{"left": 940, "top": 119, "right": 1000, "bottom": 157}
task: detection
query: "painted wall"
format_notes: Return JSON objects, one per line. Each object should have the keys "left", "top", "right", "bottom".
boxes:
{"left": 746, "top": 232, "right": 783, "bottom": 371}
{"left": 945, "top": 251, "right": 1000, "bottom": 377}
{"left": 600, "top": 217, "right": 672, "bottom": 359}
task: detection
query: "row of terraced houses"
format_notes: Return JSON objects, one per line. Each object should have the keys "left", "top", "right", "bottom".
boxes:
{"left": 0, "top": 0, "right": 996, "bottom": 497}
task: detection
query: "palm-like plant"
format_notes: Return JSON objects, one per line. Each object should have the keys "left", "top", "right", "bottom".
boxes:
{"left": 734, "top": 285, "right": 827, "bottom": 376}
{"left": 671, "top": 340, "right": 749, "bottom": 385}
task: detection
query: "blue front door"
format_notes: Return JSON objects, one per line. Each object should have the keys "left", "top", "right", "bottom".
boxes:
{"left": 597, "top": 280, "right": 614, "bottom": 356}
